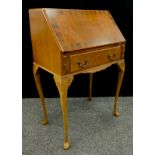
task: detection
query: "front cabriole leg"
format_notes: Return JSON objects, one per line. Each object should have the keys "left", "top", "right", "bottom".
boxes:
{"left": 53, "top": 75, "right": 74, "bottom": 150}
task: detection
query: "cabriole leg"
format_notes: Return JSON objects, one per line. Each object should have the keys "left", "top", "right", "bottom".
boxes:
{"left": 33, "top": 64, "right": 48, "bottom": 125}
{"left": 88, "top": 73, "right": 93, "bottom": 101}
{"left": 114, "top": 61, "right": 125, "bottom": 117}
{"left": 53, "top": 75, "right": 73, "bottom": 150}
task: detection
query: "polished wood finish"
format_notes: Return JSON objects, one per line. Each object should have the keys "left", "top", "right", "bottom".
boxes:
{"left": 67, "top": 46, "right": 122, "bottom": 73}
{"left": 29, "top": 8, "right": 126, "bottom": 149}
{"left": 29, "top": 9, "right": 62, "bottom": 75}
{"left": 29, "top": 8, "right": 125, "bottom": 76}
{"left": 44, "top": 9, "right": 125, "bottom": 52}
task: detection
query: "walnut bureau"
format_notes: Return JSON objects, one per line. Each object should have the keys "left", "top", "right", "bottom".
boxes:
{"left": 29, "top": 8, "right": 126, "bottom": 150}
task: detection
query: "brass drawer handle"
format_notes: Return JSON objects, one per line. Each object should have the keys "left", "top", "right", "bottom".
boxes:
{"left": 107, "top": 53, "right": 116, "bottom": 61}
{"left": 77, "top": 61, "right": 88, "bottom": 68}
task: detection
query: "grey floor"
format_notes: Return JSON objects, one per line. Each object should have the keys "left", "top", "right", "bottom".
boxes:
{"left": 22, "top": 97, "right": 133, "bottom": 155}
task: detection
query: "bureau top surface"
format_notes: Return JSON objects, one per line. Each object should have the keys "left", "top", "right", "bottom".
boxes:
{"left": 33, "top": 8, "right": 126, "bottom": 52}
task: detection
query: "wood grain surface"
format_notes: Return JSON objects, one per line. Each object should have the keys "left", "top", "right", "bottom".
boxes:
{"left": 29, "top": 8, "right": 126, "bottom": 75}
{"left": 43, "top": 8, "right": 125, "bottom": 52}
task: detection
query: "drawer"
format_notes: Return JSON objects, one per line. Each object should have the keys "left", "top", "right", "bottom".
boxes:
{"left": 67, "top": 46, "right": 122, "bottom": 73}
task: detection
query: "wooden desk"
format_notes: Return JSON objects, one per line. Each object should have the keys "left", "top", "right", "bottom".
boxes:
{"left": 29, "top": 8, "right": 126, "bottom": 149}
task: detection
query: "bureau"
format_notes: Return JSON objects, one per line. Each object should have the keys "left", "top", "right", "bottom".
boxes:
{"left": 29, "top": 8, "right": 126, "bottom": 149}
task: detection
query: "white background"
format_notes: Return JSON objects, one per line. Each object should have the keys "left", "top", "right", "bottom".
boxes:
{"left": 0, "top": 0, "right": 155, "bottom": 154}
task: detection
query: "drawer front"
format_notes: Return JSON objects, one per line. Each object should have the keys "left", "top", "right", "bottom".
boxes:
{"left": 68, "top": 46, "right": 122, "bottom": 73}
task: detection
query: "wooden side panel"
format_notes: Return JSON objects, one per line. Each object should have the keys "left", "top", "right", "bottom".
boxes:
{"left": 29, "top": 9, "right": 61, "bottom": 75}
